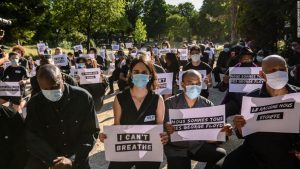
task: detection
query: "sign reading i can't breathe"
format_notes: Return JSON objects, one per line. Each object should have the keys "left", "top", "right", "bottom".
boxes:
{"left": 104, "top": 125, "right": 163, "bottom": 162}
{"left": 169, "top": 105, "right": 226, "bottom": 142}
{"left": 77, "top": 68, "right": 101, "bottom": 84}
{"left": 229, "top": 67, "right": 264, "bottom": 93}
{"left": 155, "top": 73, "right": 173, "bottom": 95}
{"left": 241, "top": 93, "right": 300, "bottom": 136}
{"left": 0, "top": 82, "right": 21, "bottom": 96}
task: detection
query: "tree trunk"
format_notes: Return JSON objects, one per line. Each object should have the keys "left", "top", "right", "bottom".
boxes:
{"left": 87, "top": 25, "right": 91, "bottom": 52}
{"left": 230, "top": 0, "right": 238, "bottom": 43}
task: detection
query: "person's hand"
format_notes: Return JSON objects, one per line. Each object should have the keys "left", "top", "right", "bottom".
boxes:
{"left": 160, "top": 132, "right": 169, "bottom": 145}
{"left": 233, "top": 115, "right": 246, "bottom": 135}
{"left": 165, "top": 122, "right": 175, "bottom": 135}
{"left": 295, "top": 151, "right": 300, "bottom": 160}
{"left": 223, "top": 75, "right": 230, "bottom": 84}
{"left": 19, "top": 80, "right": 26, "bottom": 85}
{"left": 221, "top": 123, "right": 233, "bottom": 136}
{"left": 52, "top": 157, "right": 72, "bottom": 169}
{"left": 99, "top": 133, "right": 107, "bottom": 143}
{"left": 203, "top": 77, "right": 209, "bottom": 85}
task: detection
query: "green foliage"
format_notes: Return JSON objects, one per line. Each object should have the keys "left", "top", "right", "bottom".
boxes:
{"left": 133, "top": 18, "right": 147, "bottom": 43}
{"left": 58, "top": 40, "right": 72, "bottom": 49}
{"left": 165, "top": 14, "right": 189, "bottom": 41}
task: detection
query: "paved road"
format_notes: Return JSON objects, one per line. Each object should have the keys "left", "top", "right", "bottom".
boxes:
{"left": 89, "top": 82, "right": 243, "bottom": 169}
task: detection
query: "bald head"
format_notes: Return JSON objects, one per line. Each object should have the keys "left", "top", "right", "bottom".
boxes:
{"left": 262, "top": 55, "right": 287, "bottom": 73}
{"left": 37, "top": 64, "right": 63, "bottom": 90}
{"left": 182, "top": 69, "right": 202, "bottom": 82}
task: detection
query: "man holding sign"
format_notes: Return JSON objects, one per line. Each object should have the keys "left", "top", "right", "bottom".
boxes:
{"left": 223, "top": 55, "right": 300, "bottom": 169}
{"left": 164, "top": 70, "right": 232, "bottom": 169}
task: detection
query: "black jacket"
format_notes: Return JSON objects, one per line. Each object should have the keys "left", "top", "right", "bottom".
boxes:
{"left": 25, "top": 84, "right": 100, "bottom": 169}
{"left": 0, "top": 106, "right": 28, "bottom": 169}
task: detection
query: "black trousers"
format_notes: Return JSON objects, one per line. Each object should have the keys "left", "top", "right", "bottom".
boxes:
{"left": 108, "top": 161, "right": 161, "bottom": 169}
{"left": 222, "top": 145, "right": 299, "bottom": 169}
{"left": 167, "top": 143, "right": 226, "bottom": 169}
{"left": 212, "top": 67, "right": 226, "bottom": 83}
{"left": 109, "top": 70, "right": 120, "bottom": 91}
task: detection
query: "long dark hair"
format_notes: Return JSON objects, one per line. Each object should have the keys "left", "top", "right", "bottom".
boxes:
{"left": 165, "top": 53, "right": 180, "bottom": 73}
{"left": 128, "top": 58, "right": 158, "bottom": 91}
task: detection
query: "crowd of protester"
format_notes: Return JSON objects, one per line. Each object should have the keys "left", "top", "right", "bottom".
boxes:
{"left": 0, "top": 39, "right": 300, "bottom": 169}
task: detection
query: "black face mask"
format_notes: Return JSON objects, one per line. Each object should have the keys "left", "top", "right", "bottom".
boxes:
{"left": 240, "top": 62, "right": 253, "bottom": 67}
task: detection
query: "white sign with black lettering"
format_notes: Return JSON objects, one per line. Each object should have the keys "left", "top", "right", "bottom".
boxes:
{"left": 79, "top": 54, "right": 95, "bottom": 59}
{"left": 229, "top": 67, "right": 264, "bottom": 93}
{"left": 73, "top": 45, "right": 83, "bottom": 52}
{"left": 37, "top": 43, "right": 46, "bottom": 55}
{"left": 153, "top": 48, "right": 159, "bottom": 56}
{"left": 112, "top": 44, "right": 120, "bottom": 51}
{"left": 178, "top": 70, "right": 207, "bottom": 90}
{"left": 69, "top": 68, "right": 79, "bottom": 82}
{"left": 241, "top": 93, "right": 300, "bottom": 136}
{"left": 169, "top": 105, "right": 226, "bottom": 142}
{"left": 77, "top": 68, "right": 101, "bottom": 84}
{"left": 178, "top": 49, "right": 188, "bottom": 61}
{"left": 100, "top": 50, "right": 106, "bottom": 59}
{"left": 155, "top": 73, "right": 173, "bottom": 95}
{"left": 159, "top": 49, "right": 171, "bottom": 58}
{"left": 0, "top": 82, "right": 21, "bottom": 97}
{"left": 104, "top": 125, "right": 163, "bottom": 162}
{"left": 53, "top": 54, "right": 68, "bottom": 66}
{"left": 125, "top": 43, "right": 133, "bottom": 49}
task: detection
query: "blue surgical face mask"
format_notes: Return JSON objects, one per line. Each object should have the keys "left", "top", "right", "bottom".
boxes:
{"left": 42, "top": 89, "right": 63, "bottom": 102}
{"left": 132, "top": 74, "right": 150, "bottom": 88}
{"left": 11, "top": 59, "right": 19, "bottom": 66}
{"left": 77, "top": 63, "right": 86, "bottom": 69}
{"left": 185, "top": 85, "right": 202, "bottom": 100}
{"left": 223, "top": 48, "right": 230, "bottom": 52}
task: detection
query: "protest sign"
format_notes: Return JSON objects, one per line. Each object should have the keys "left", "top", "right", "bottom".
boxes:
{"left": 153, "top": 48, "right": 159, "bottom": 56}
{"left": 241, "top": 93, "right": 300, "bottom": 136}
{"left": 229, "top": 67, "right": 264, "bottom": 93}
{"left": 104, "top": 125, "right": 163, "bottom": 162}
{"left": 3, "top": 61, "right": 11, "bottom": 69}
{"left": 159, "top": 49, "right": 171, "bottom": 58}
{"left": 100, "top": 50, "right": 106, "bottom": 59}
{"left": 155, "top": 73, "right": 173, "bottom": 95}
{"left": 178, "top": 70, "right": 207, "bottom": 90}
{"left": 79, "top": 54, "right": 95, "bottom": 59}
{"left": 37, "top": 43, "right": 46, "bottom": 55}
{"left": 112, "top": 44, "right": 120, "bottom": 51}
{"left": 69, "top": 67, "right": 79, "bottom": 82}
{"left": 0, "top": 82, "right": 21, "bottom": 97}
{"left": 77, "top": 68, "right": 101, "bottom": 84}
{"left": 53, "top": 54, "right": 68, "bottom": 66}
{"left": 73, "top": 45, "right": 83, "bottom": 52}
{"left": 169, "top": 105, "right": 226, "bottom": 142}
{"left": 171, "top": 48, "right": 178, "bottom": 54}
{"left": 125, "top": 43, "right": 133, "bottom": 49}
{"left": 178, "top": 49, "right": 188, "bottom": 61}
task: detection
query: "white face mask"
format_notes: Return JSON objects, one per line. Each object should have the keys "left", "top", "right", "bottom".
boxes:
{"left": 265, "top": 71, "right": 288, "bottom": 89}
{"left": 191, "top": 54, "right": 201, "bottom": 62}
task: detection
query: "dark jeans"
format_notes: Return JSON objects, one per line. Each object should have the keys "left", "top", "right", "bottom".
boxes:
{"left": 167, "top": 143, "right": 226, "bottom": 169}
{"left": 222, "top": 145, "right": 299, "bottom": 169}
{"left": 108, "top": 161, "right": 161, "bottom": 169}
{"left": 109, "top": 70, "right": 120, "bottom": 91}
{"left": 213, "top": 67, "right": 227, "bottom": 83}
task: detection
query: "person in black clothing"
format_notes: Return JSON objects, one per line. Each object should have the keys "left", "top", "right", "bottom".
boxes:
{"left": 0, "top": 106, "right": 28, "bottom": 169}
{"left": 0, "top": 52, "right": 29, "bottom": 113}
{"left": 165, "top": 52, "right": 180, "bottom": 95}
{"left": 99, "top": 58, "right": 168, "bottom": 169}
{"left": 117, "top": 58, "right": 131, "bottom": 91}
{"left": 287, "top": 41, "right": 300, "bottom": 67}
{"left": 213, "top": 44, "right": 231, "bottom": 88}
{"left": 12, "top": 45, "right": 29, "bottom": 69}
{"left": 218, "top": 47, "right": 257, "bottom": 117}
{"left": 25, "top": 64, "right": 100, "bottom": 169}
{"left": 183, "top": 45, "right": 212, "bottom": 98}
{"left": 223, "top": 55, "right": 300, "bottom": 169}
{"left": 227, "top": 45, "right": 243, "bottom": 67}
{"left": 30, "top": 56, "right": 78, "bottom": 96}
{"left": 67, "top": 52, "right": 76, "bottom": 66}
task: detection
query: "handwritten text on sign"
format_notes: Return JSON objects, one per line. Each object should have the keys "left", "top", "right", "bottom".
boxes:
{"left": 241, "top": 93, "right": 300, "bottom": 136}
{"left": 104, "top": 125, "right": 163, "bottom": 162}
{"left": 155, "top": 73, "right": 173, "bottom": 95}
{"left": 77, "top": 68, "right": 101, "bottom": 84}
{"left": 0, "top": 82, "right": 21, "bottom": 97}
{"left": 229, "top": 67, "right": 264, "bottom": 93}
{"left": 169, "top": 105, "right": 226, "bottom": 142}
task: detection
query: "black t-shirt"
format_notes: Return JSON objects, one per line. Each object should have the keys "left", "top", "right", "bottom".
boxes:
{"left": 1, "top": 66, "right": 28, "bottom": 82}
{"left": 183, "top": 61, "right": 212, "bottom": 74}
{"left": 120, "top": 65, "right": 129, "bottom": 78}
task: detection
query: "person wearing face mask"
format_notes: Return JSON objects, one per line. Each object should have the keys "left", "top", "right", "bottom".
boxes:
{"left": 12, "top": 45, "right": 29, "bottom": 70}
{"left": 222, "top": 55, "right": 300, "bottom": 169}
{"left": 99, "top": 58, "right": 168, "bottom": 169}
{"left": 25, "top": 64, "right": 100, "bottom": 169}
{"left": 183, "top": 45, "right": 213, "bottom": 98}
{"left": 164, "top": 70, "right": 232, "bottom": 169}
{"left": 0, "top": 52, "right": 29, "bottom": 113}
{"left": 218, "top": 47, "right": 257, "bottom": 117}
{"left": 212, "top": 44, "right": 231, "bottom": 88}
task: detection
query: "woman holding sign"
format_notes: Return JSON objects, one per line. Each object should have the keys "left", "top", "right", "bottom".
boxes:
{"left": 99, "top": 58, "right": 168, "bottom": 169}
{"left": 164, "top": 70, "right": 232, "bottom": 169}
